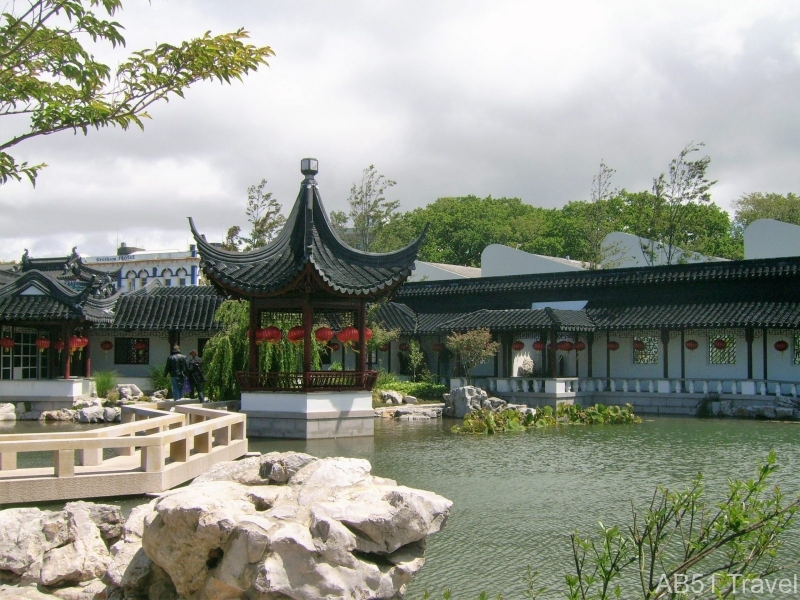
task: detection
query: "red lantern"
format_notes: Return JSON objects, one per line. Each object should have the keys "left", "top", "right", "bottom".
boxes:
{"left": 0, "top": 337, "right": 13, "bottom": 352}
{"left": 399, "top": 342, "right": 410, "bottom": 352}
{"left": 68, "top": 335, "right": 81, "bottom": 353}
{"left": 338, "top": 326, "right": 358, "bottom": 343}
{"left": 287, "top": 326, "right": 305, "bottom": 343}
{"left": 511, "top": 340, "right": 525, "bottom": 351}
{"left": 35, "top": 337, "right": 51, "bottom": 353}
{"left": 80, "top": 336, "right": 88, "bottom": 348}
{"left": 330, "top": 342, "right": 341, "bottom": 352}
{"left": 379, "top": 343, "right": 390, "bottom": 352}
{"left": 607, "top": 341, "right": 620, "bottom": 351}
{"left": 532, "top": 340, "right": 546, "bottom": 352}
{"left": 365, "top": 328, "right": 373, "bottom": 341}
{"left": 53, "top": 339, "right": 65, "bottom": 354}
{"left": 264, "top": 326, "right": 282, "bottom": 344}
{"left": 712, "top": 339, "right": 727, "bottom": 350}
{"left": 315, "top": 326, "right": 334, "bottom": 343}
{"left": 632, "top": 340, "right": 646, "bottom": 351}
{"left": 133, "top": 340, "right": 147, "bottom": 352}
{"left": 100, "top": 340, "right": 113, "bottom": 352}
{"left": 775, "top": 340, "right": 789, "bottom": 353}
{"left": 557, "top": 340, "right": 573, "bottom": 352}
{"left": 685, "top": 339, "right": 698, "bottom": 351}
{"left": 574, "top": 341, "right": 586, "bottom": 352}
{"left": 254, "top": 328, "right": 269, "bottom": 345}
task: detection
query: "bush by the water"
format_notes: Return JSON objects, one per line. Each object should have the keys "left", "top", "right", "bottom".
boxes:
{"left": 452, "top": 402, "right": 641, "bottom": 434}
{"left": 93, "top": 370, "right": 118, "bottom": 398}
{"left": 372, "top": 371, "right": 447, "bottom": 402}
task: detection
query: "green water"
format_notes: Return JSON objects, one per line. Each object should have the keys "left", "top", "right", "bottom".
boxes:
{"left": 4, "top": 417, "right": 800, "bottom": 598}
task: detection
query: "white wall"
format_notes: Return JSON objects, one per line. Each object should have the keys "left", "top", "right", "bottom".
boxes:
{"left": 601, "top": 232, "right": 718, "bottom": 268}
{"left": 481, "top": 244, "right": 584, "bottom": 277}
{"left": 408, "top": 262, "right": 477, "bottom": 282}
{"left": 744, "top": 219, "right": 800, "bottom": 259}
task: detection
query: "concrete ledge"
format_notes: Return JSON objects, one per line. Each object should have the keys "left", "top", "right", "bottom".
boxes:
{"left": 244, "top": 409, "right": 376, "bottom": 420}
{"left": 247, "top": 414, "right": 374, "bottom": 439}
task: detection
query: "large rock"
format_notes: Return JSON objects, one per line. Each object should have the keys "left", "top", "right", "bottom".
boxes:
{"left": 380, "top": 390, "right": 403, "bottom": 405}
{"left": 40, "top": 409, "right": 75, "bottom": 422}
{"left": 75, "top": 406, "right": 105, "bottom": 424}
{"left": 141, "top": 453, "right": 451, "bottom": 600}
{"left": 443, "top": 385, "right": 488, "bottom": 418}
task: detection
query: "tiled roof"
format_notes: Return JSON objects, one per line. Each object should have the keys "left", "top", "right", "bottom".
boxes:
{"left": 190, "top": 172, "right": 425, "bottom": 298}
{"left": 0, "top": 271, "right": 117, "bottom": 324}
{"left": 374, "top": 303, "right": 464, "bottom": 335}
{"left": 395, "top": 256, "right": 800, "bottom": 300}
{"left": 586, "top": 302, "right": 800, "bottom": 329}
{"left": 107, "top": 284, "right": 223, "bottom": 331}
{"left": 438, "top": 308, "right": 596, "bottom": 333}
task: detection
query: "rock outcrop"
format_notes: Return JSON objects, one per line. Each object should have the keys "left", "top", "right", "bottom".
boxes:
{"left": 0, "top": 452, "right": 452, "bottom": 600}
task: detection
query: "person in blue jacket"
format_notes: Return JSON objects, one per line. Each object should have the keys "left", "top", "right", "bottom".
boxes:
{"left": 164, "top": 345, "right": 187, "bottom": 400}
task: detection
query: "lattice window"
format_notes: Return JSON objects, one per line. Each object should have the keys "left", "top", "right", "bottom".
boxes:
{"left": 794, "top": 333, "right": 800, "bottom": 365}
{"left": 633, "top": 336, "right": 659, "bottom": 364}
{"left": 114, "top": 338, "right": 150, "bottom": 365}
{"left": 709, "top": 334, "right": 736, "bottom": 365}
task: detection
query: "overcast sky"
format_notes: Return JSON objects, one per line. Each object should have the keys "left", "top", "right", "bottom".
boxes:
{"left": 2, "top": 0, "right": 799, "bottom": 261}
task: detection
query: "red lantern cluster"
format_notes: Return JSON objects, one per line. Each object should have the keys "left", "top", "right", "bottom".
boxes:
{"left": 287, "top": 326, "right": 305, "bottom": 344}
{"left": 712, "top": 338, "right": 727, "bottom": 350}
{"left": 574, "top": 341, "right": 586, "bottom": 352}
{"left": 0, "top": 337, "right": 13, "bottom": 352}
{"left": 511, "top": 340, "right": 525, "bottom": 351}
{"left": 557, "top": 340, "right": 573, "bottom": 352}
{"left": 100, "top": 340, "right": 113, "bottom": 352}
{"left": 774, "top": 340, "right": 789, "bottom": 353}
{"left": 69, "top": 335, "right": 88, "bottom": 354}
{"left": 532, "top": 340, "right": 546, "bottom": 352}
{"left": 685, "top": 339, "right": 698, "bottom": 351}
{"left": 35, "top": 336, "right": 51, "bottom": 353}
{"left": 314, "top": 326, "right": 334, "bottom": 343}
{"left": 607, "top": 341, "right": 620, "bottom": 351}
{"left": 632, "top": 339, "right": 646, "bottom": 351}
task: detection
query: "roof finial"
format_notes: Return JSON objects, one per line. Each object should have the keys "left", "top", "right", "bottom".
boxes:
{"left": 300, "top": 158, "right": 318, "bottom": 182}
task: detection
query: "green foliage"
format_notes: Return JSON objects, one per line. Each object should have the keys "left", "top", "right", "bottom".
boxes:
{"left": 222, "top": 178, "right": 286, "bottom": 251}
{"left": 93, "top": 369, "right": 118, "bottom": 398}
{"left": 407, "top": 340, "right": 425, "bottom": 381}
{"left": 732, "top": 192, "right": 800, "bottom": 234}
{"left": 445, "top": 328, "right": 499, "bottom": 383}
{"left": 566, "top": 451, "right": 798, "bottom": 600}
{"left": 148, "top": 366, "right": 170, "bottom": 395}
{"left": 372, "top": 370, "right": 447, "bottom": 402}
{"left": 452, "top": 403, "right": 641, "bottom": 434}
{"left": 0, "top": 0, "right": 274, "bottom": 185}
{"left": 332, "top": 165, "right": 399, "bottom": 251}
{"left": 328, "top": 361, "right": 342, "bottom": 371}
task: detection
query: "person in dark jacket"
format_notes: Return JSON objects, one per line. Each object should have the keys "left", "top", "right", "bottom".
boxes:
{"left": 164, "top": 345, "right": 187, "bottom": 400}
{"left": 186, "top": 349, "right": 206, "bottom": 402}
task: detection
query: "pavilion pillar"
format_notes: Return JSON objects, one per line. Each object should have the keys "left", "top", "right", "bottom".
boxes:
{"left": 587, "top": 332, "right": 594, "bottom": 378}
{"left": 357, "top": 300, "right": 366, "bottom": 375}
{"left": 302, "top": 299, "right": 313, "bottom": 384}
{"left": 661, "top": 328, "right": 669, "bottom": 379}
{"left": 248, "top": 302, "right": 258, "bottom": 374}
{"left": 745, "top": 327, "right": 754, "bottom": 380}
{"left": 63, "top": 325, "right": 71, "bottom": 380}
{"left": 549, "top": 327, "right": 558, "bottom": 378}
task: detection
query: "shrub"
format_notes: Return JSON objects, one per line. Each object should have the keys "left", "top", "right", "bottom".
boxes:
{"left": 105, "top": 391, "right": 120, "bottom": 404}
{"left": 372, "top": 370, "right": 447, "bottom": 402}
{"left": 149, "top": 367, "right": 171, "bottom": 396}
{"left": 93, "top": 370, "right": 118, "bottom": 398}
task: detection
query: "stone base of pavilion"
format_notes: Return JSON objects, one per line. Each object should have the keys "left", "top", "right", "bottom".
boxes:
{"left": 241, "top": 391, "right": 375, "bottom": 439}
{"left": 0, "top": 378, "right": 93, "bottom": 410}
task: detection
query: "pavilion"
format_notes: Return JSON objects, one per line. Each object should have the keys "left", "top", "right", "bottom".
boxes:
{"left": 189, "top": 158, "right": 426, "bottom": 438}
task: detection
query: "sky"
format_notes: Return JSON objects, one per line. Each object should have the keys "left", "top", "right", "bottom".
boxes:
{"left": 2, "top": 0, "right": 800, "bottom": 261}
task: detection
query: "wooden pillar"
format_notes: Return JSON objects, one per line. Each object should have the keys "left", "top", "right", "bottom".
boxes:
{"left": 763, "top": 327, "right": 768, "bottom": 380}
{"left": 248, "top": 302, "right": 258, "bottom": 374}
{"left": 549, "top": 328, "right": 558, "bottom": 378}
{"left": 357, "top": 300, "right": 366, "bottom": 374}
{"left": 661, "top": 329, "right": 669, "bottom": 379}
{"left": 745, "top": 327, "right": 754, "bottom": 380}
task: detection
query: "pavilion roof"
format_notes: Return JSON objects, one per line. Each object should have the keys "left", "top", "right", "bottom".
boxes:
{"left": 189, "top": 163, "right": 426, "bottom": 299}
{"left": 14, "top": 247, "right": 119, "bottom": 292}
{"left": 0, "top": 271, "right": 118, "bottom": 324}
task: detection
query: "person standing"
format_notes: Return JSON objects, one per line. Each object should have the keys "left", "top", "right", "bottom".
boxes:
{"left": 164, "top": 345, "right": 187, "bottom": 400}
{"left": 186, "top": 349, "right": 206, "bottom": 402}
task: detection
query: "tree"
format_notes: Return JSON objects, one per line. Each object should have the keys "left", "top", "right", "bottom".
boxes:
{"left": 445, "top": 328, "right": 499, "bottom": 383}
{"left": 639, "top": 142, "right": 717, "bottom": 265}
{"left": 336, "top": 165, "right": 400, "bottom": 251}
{"left": 1, "top": 0, "right": 273, "bottom": 185}
{"left": 732, "top": 192, "right": 800, "bottom": 235}
{"left": 223, "top": 179, "right": 285, "bottom": 251}
{"left": 582, "top": 160, "right": 623, "bottom": 269}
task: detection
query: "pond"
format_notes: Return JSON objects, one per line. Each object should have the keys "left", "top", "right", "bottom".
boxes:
{"left": 4, "top": 416, "right": 800, "bottom": 598}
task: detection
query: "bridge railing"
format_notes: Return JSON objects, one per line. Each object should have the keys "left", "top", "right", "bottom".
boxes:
{"left": 235, "top": 370, "right": 378, "bottom": 392}
{"left": 0, "top": 404, "right": 246, "bottom": 477}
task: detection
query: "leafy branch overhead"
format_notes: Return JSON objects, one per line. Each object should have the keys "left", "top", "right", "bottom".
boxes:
{"left": 0, "top": 0, "right": 274, "bottom": 185}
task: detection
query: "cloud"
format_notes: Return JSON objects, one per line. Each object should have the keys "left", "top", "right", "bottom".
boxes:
{"left": 2, "top": 0, "right": 799, "bottom": 261}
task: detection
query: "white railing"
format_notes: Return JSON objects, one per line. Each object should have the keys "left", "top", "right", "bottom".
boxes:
{"left": 0, "top": 403, "right": 247, "bottom": 504}
{"left": 478, "top": 377, "right": 800, "bottom": 398}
